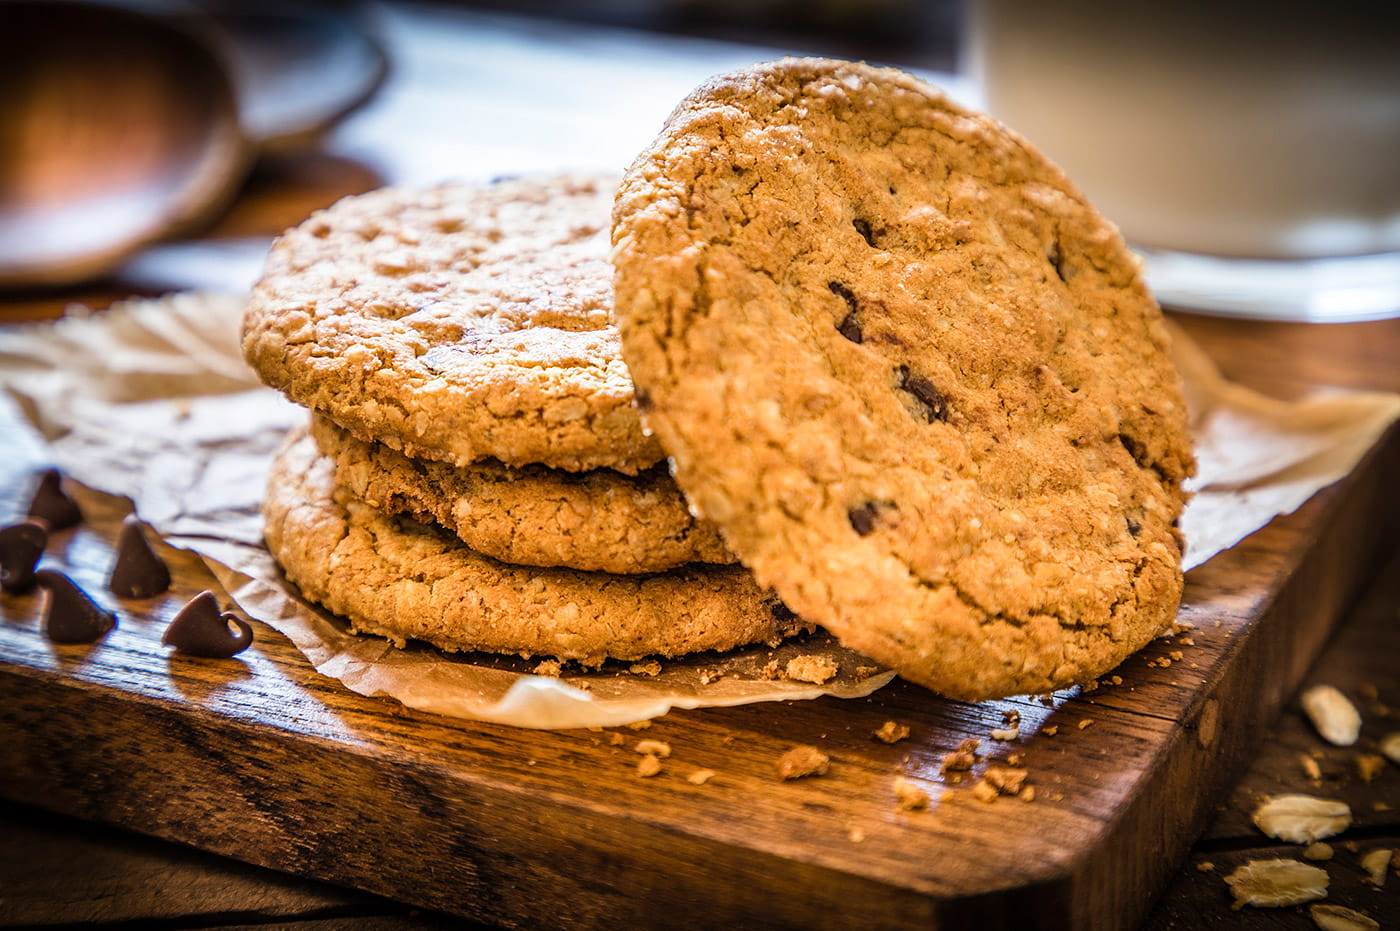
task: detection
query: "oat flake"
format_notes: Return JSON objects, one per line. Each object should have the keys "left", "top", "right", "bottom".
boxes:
{"left": 1252, "top": 794, "right": 1352, "bottom": 843}
{"left": 1301, "top": 685, "right": 1362, "bottom": 746}
{"left": 1309, "top": 904, "right": 1379, "bottom": 931}
{"left": 1224, "top": 859, "right": 1329, "bottom": 909}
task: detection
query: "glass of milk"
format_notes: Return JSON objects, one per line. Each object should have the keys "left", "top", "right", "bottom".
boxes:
{"left": 965, "top": 0, "right": 1400, "bottom": 321}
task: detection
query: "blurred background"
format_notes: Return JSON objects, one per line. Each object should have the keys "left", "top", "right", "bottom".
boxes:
{"left": 1, "top": 0, "right": 1396, "bottom": 318}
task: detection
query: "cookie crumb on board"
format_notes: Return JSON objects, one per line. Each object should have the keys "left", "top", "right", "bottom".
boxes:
{"left": 628, "top": 660, "right": 662, "bottom": 676}
{"left": 636, "top": 754, "right": 662, "bottom": 778}
{"left": 624, "top": 719, "right": 652, "bottom": 731}
{"left": 686, "top": 769, "right": 716, "bottom": 786}
{"left": 893, "top": 776, "right": 929, "bottom": 811}
{"left": 940, "top": 738, "right": 980, "bottom": 778}
{"left": 1302, "top": 842, "right": 1334, "bottom": 861}
{"left": 1359, "top": 848, "right": 1392, "bottom": 887}
{"left": 1354, "top": 753, "right": 1384, "bottom": 782}
{"left": 873, "top": 720, "right": 910, "bottom": 744}
{"left": 634, "top": 739, "right": 671, "bottom": 758}
{"left": 784, "top": 654, "right": 838, "bottom": 684}
{"left": 777, "top": 745, "right": 829, "bottom": 780}
{"left": 533, "top": 659, "right": 562, "bottom": 677}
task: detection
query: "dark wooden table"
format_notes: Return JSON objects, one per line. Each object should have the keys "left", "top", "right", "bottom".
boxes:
{"left": 2, "top": 6, "right": 1397, "bottom": 929}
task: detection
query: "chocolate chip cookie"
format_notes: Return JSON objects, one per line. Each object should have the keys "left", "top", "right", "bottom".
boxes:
{"left": 612, "top": 58, "right": 1194, "bottom": 699}
{"left": 264, "top": 428, "right": 805, "bottom": 664}
{"left": 243, "top": 175, "right": 662, "bottom": 474}
{"left": 308, "top": 414, "right": 733, "bottom": 574}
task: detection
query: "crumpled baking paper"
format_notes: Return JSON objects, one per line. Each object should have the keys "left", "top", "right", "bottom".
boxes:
{"left": 1, "top": 294, "right": 1397, "bottom": 727}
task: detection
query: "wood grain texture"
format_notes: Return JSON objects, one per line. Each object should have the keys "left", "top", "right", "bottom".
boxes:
{"left": 2, "top": 10, "right": 1399, "bottom": 927}
{"left": 0, "top": 382, "right": 1396, "bottom": 929}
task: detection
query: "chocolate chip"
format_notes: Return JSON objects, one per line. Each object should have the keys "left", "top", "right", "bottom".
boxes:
{"left": 1126, "top": 516, "right": 1142, "bottom": 537}
{"left": 1118, "top": 432, "right": 1149, "bottom": 468}
{"left": 0, "top": 520, "right": 47, "bottom": 593}
{"left": 848, "top": 503, "right": 879, "bottom": 536}
{"left": 853, "top": 217, "right": 879, "bottom": 247}
{"left": 828, "top": 282, "right": 863, "bottom": 343}
{"left": 108, "top": 515, "right": 171, "bottom": 598}
{"left": 26, "top": 468, "right": 82, "bottom": 530}
{"left": 769, "top": 600, "right": 798, "bottom": 622}
{"left": 898, "top": 367, "right": 950, "bottom": 423}
{"left": 162, "top": 591, "right": 253, "bottom": 658}
{"left": 634, "top": 387, "right": 653, "bottom": 411}
{"left": 36, "top": 570, "right": 116, "bottom": 643}
{"left": 1047, "top": 238, "right": 1068, "bottom": 282}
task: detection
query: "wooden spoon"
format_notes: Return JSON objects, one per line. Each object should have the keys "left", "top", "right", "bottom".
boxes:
{"left": 0, "top": 2, "right": 251, "bottom": 288}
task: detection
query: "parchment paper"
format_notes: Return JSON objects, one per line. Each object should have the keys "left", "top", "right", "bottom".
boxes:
{"left": 2, "top": 294, "right": 1397, "bottom": 727}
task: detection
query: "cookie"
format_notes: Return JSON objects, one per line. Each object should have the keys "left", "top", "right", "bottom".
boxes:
{"left": 308, "top": 414, "right": 734, "bottom": 574}
{"left": 612, "top": 58, "right": 1194, "bottom": 700}
{"left": 242, "top": 175, "right": 662, "bottom": 474}
{"left": 263, "top": 428, "right": 806, "bottom": 664}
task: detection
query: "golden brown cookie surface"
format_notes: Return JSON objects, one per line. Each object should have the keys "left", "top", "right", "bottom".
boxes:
{"left": 309, "top": 414, "right": 734, "bottom": 574}
{"left": 612, "top": 58, "right": 1194, "bottom": 699}
{"left": 242, "top": 175, "right": 662, "bottom": 474}
{"left": 263, "top": 428, "right": 803, "bottom": 664}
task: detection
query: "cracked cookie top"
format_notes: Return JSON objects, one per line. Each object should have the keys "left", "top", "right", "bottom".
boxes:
{"left": 242, "top": 175, "right": 664, "bottom": 474}
{"left": 612, "top": 58, "right": 1194, "bottom": 700}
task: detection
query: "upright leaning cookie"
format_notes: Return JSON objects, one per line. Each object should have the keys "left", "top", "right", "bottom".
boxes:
{"left": 243, "top": 175, "right": 662, "bottom": 474}
{"left": 612, "top": 58, "right": 1195, "bottom": 700}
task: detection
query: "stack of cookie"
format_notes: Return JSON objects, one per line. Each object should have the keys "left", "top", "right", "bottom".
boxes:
{"left": 246, "top": 58, "right": 1194, "bottom": 701}
{"left": 242, "top": 176, "right": 811, "bottom": 666}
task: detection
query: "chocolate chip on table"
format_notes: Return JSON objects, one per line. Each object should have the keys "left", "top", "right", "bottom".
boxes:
{"left": 36, "top": 570, "right": 117, "bottom": 643}
{"left": 26, "top": 468, "right": 83, "bottom": 530}
{"left": 0, "top": 519, "right": 47, "bottom": 593}
{"left": 162, "top": 590, "right": 253, "bottom": 658}
{"left": 108, "top": 514, "right": 171, "bottom": 598}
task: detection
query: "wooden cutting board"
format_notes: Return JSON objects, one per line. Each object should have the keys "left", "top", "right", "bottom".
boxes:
{"left": 0, "top": 392, "right": 1396, "bottom": 930}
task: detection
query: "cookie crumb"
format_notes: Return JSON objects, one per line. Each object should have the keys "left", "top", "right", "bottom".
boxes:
{"left": 1018, "top": 785, "right": 1036, "bottom": 803}
{"left": 784, "top": 654, "right": 838, "bottom": 684}
{"left": 628, "top": 660, "right": 662, "bottom": 676}
{"left": 777, "top": 745, "right": 829, "bottom": 780}
{"left": 1301, "top": 754, "right": 1323, "bottom": 781}
{"left": 686, "top": 769, "right": 716, "bottom": 786}
{"left": 1302, "top": 842, "right": 1334, "bottom": 861}
{"left": 624, "top": 719, "right": 652, "bottom": 731}
{"left": 1043, "top": 725, "right": 1059, "bottom": 737}
{"left": 971, "top": 779, "right": 1000, "bottom": 804}
{"left": 1354, "top": 753, "right": 1384, "bottom": 782}
{"left": 1360, "top": 848, "right": 1391, "bottom": 887}
{"left": 854, "top": 665, "right": 880, "bottom": 680}
{"left": 698, "top": 668, "right": 724, "bottom": 685}
{"left": 1169, "top": 650, "right": 1184, "bottom": 662}
{"left": 1196, "top": 861, "right": 1215, "bottom": 873}
{"left": 532, "top": 659, "right": 562, "bottom": 677}
{"left": 893, "top": 776, "right": 930, "bottom": 811}
{"left": 989, "top": 725, "right": 1020, "bottom": 741}
{"left": 635, "top": 739, "right": 671, "bottom": 758}
{"left": 760, "top": 659, "right": 782, "bottom": 680}
{"left": 1005, "top": 753, "right": 1024, "bottom": 767}
{"left": 940, "top": 738, "right": 980, "bottom": 776}
{"left": 1109, "top": 675, "right": 1123, "bottom": 686}
{"left": 1078, "top": 718, "right": 1095, "bottom": 730}
{"left": 636, "top": 754, "right": 662, "bottom": 778}
{"left": 873, "top": 720, "right": 910, "bottom": 744}
{"left": 983, "top": 765, "right": 1027, "bottom": 796}
{"left": 847, "top": 825, "right": 866, "bottom": 843}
